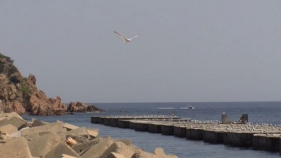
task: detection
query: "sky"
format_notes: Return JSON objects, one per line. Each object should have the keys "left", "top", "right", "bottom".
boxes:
{"left": 0, "top": 1, "right": 281, "bottom": 103}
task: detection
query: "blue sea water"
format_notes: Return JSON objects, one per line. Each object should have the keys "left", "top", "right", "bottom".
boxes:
{"left": 22, "top": 102, "right": 281, "bottom": 158}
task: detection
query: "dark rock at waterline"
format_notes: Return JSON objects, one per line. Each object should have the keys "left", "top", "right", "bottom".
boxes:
{"left": 67, "top": 102, "right": 104, "bottom": 113}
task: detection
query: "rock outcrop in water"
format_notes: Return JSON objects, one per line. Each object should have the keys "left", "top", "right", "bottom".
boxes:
{"left": 0, "top": 52, "right": 75, "bottom": 116}
{"left": 67, "top": 102, "right": 104, "bottom": 113}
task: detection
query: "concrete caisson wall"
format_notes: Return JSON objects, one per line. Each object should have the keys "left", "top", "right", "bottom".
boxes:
{"left": 186, "top": 128, "right": 203, "bottom": 140}
{"left": 118, "top": 120, "right": 130, "bottom": 128}
{"left": 223, "top": 132, "right": 253, "bottom": 147}
{"left": 104, "top": 118, "right": 110, "bottom": 126}
{"left": 161, "top": 124, "right": 174, "bottom": 135}
{"left": 174, "top": 126, "right": 186, "bottom": 138}
{"left": 203, "top": 130, "right": 224, "bottom": 144}
{"left": 148, "top": 124, "right": 161, "bottom": 133}
{"left": 253, "top": 134, "right": 280, "bottom": 152}
{"left": 134, "top": 122, "right": 149, "bottom": 132}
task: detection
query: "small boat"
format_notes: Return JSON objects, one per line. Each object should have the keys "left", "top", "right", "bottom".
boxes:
{"left": 180, "top": 106, "right": 194, "bottom": 110}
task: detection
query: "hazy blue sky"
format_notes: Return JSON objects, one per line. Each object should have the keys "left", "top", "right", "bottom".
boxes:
{"left": 0, "top": 1, "right": 281, "bottom": 103}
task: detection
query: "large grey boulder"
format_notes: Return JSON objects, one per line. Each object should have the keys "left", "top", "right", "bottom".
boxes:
{"left": 0, "top": 137, "right": 32, "bottom": 158}
{"left": 44, "top": 142, "right": 81, "bottom": 158}
{"left": 28, "top": 132, "right": 61, "bottom": 157}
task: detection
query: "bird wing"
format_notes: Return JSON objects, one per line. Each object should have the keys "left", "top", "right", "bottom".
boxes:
{"left": 128, "top": 34, "right": 140, "bottom": 40}
{"left": 114, "top": 31, "right": 129, "bottom": 40}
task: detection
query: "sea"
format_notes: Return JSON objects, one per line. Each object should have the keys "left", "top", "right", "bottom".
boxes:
{"left": 22, "top": 102, "right": 281, "bottom": 158}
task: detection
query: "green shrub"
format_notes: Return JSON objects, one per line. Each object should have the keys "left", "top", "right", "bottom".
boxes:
{"left": 7, "top": 65, "right": 18, "bottom": 77}
{"left": 20, "top": 81, "right": 31, "bottom": 96}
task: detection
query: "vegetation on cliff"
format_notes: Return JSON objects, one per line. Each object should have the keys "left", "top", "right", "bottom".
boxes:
{"left": 0, "top": 53, "right": 31, "bottom": 113}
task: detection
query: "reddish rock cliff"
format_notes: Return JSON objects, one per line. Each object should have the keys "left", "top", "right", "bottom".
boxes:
{"left": 0, "top": 53, "right": 67, "bottom": 115}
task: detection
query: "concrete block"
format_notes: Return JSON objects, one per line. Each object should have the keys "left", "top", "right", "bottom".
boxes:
{"left": 31, "top": 119, "right": 47, "bottom": 127}
{"left": 106, "top": 152, "right": 125, "bottom": 158}
{"left": 62, "top": 154, "right": 79, "bottom": 158}
{"left": 132, "top": 148, "right": 178, "bottom": 158}
{"left": 81, "top": 136, "right": 115, "bottom": 158}
{"left": 57, "top": 120, "right": 79, "bottom": 131}
{"left": 0, "top": 112, "right": 23, "bottom": 120}
{"left": 23, "top": 132, "right": 40, "bottom": 141}
{"left": 0, "top": 124, "right": 18, "bottom": 135}
{"left": 68, "top": 135, "right": 89, "bottom": 144}
{"left": 116, "top": 139, "right": 132, "bottom": 146}
{"left": 0, "top": 137, "right": 32, "bottom": 158}
{"left": 154, "top": 148, "right": 178, "bottom": 158}
{"left": 28, "top": 132, "right": 61, "bottom": 157}
{"left": 71, "top": 138, "right": 100, "bottom": 155}
{"left": 44, "top": 142, "right": 81, "bottom": 158}
{"left": 21, "top": 122, "right": 66, "bottom": 141}
{"left": 2, "top": 116, "right": 27, "bottom": 130}
{"left": 101, "top": 142, "right": 135, "bottom": 158}
{"left": 0, "top": 118, "right": 7, "bottom": 127}
{"left": 87, "top": 128, "right": 98, "bottom": 138}
{"left": 132, "top": 151, "right": 158, "bottom": 158}
{"left": 67, "top": 126, "right": 89, "bottom": 139}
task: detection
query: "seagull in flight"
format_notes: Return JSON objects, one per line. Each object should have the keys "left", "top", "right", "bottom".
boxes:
{"left": 114, "top": 31, "right": 140, "bottom": 43}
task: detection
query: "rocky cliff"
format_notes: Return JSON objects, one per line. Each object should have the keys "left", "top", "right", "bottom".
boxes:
{"left": 0, "top": 53, "right": 67, "bottom": 115}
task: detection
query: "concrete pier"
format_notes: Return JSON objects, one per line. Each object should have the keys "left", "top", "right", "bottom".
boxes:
{"left": 91, "top": 115, "right": 281, "bottom": 154}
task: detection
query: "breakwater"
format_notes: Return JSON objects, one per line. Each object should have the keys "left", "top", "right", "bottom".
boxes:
{"left": 91, "top": 115, "right": 281, "bottom": 154}
{"left": 0, "top": 112, "right": 178, "bottom": 158}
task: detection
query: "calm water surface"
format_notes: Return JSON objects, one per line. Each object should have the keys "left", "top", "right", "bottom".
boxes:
{"left": 23, "top": 102, "right": 281, "bottom": 158}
